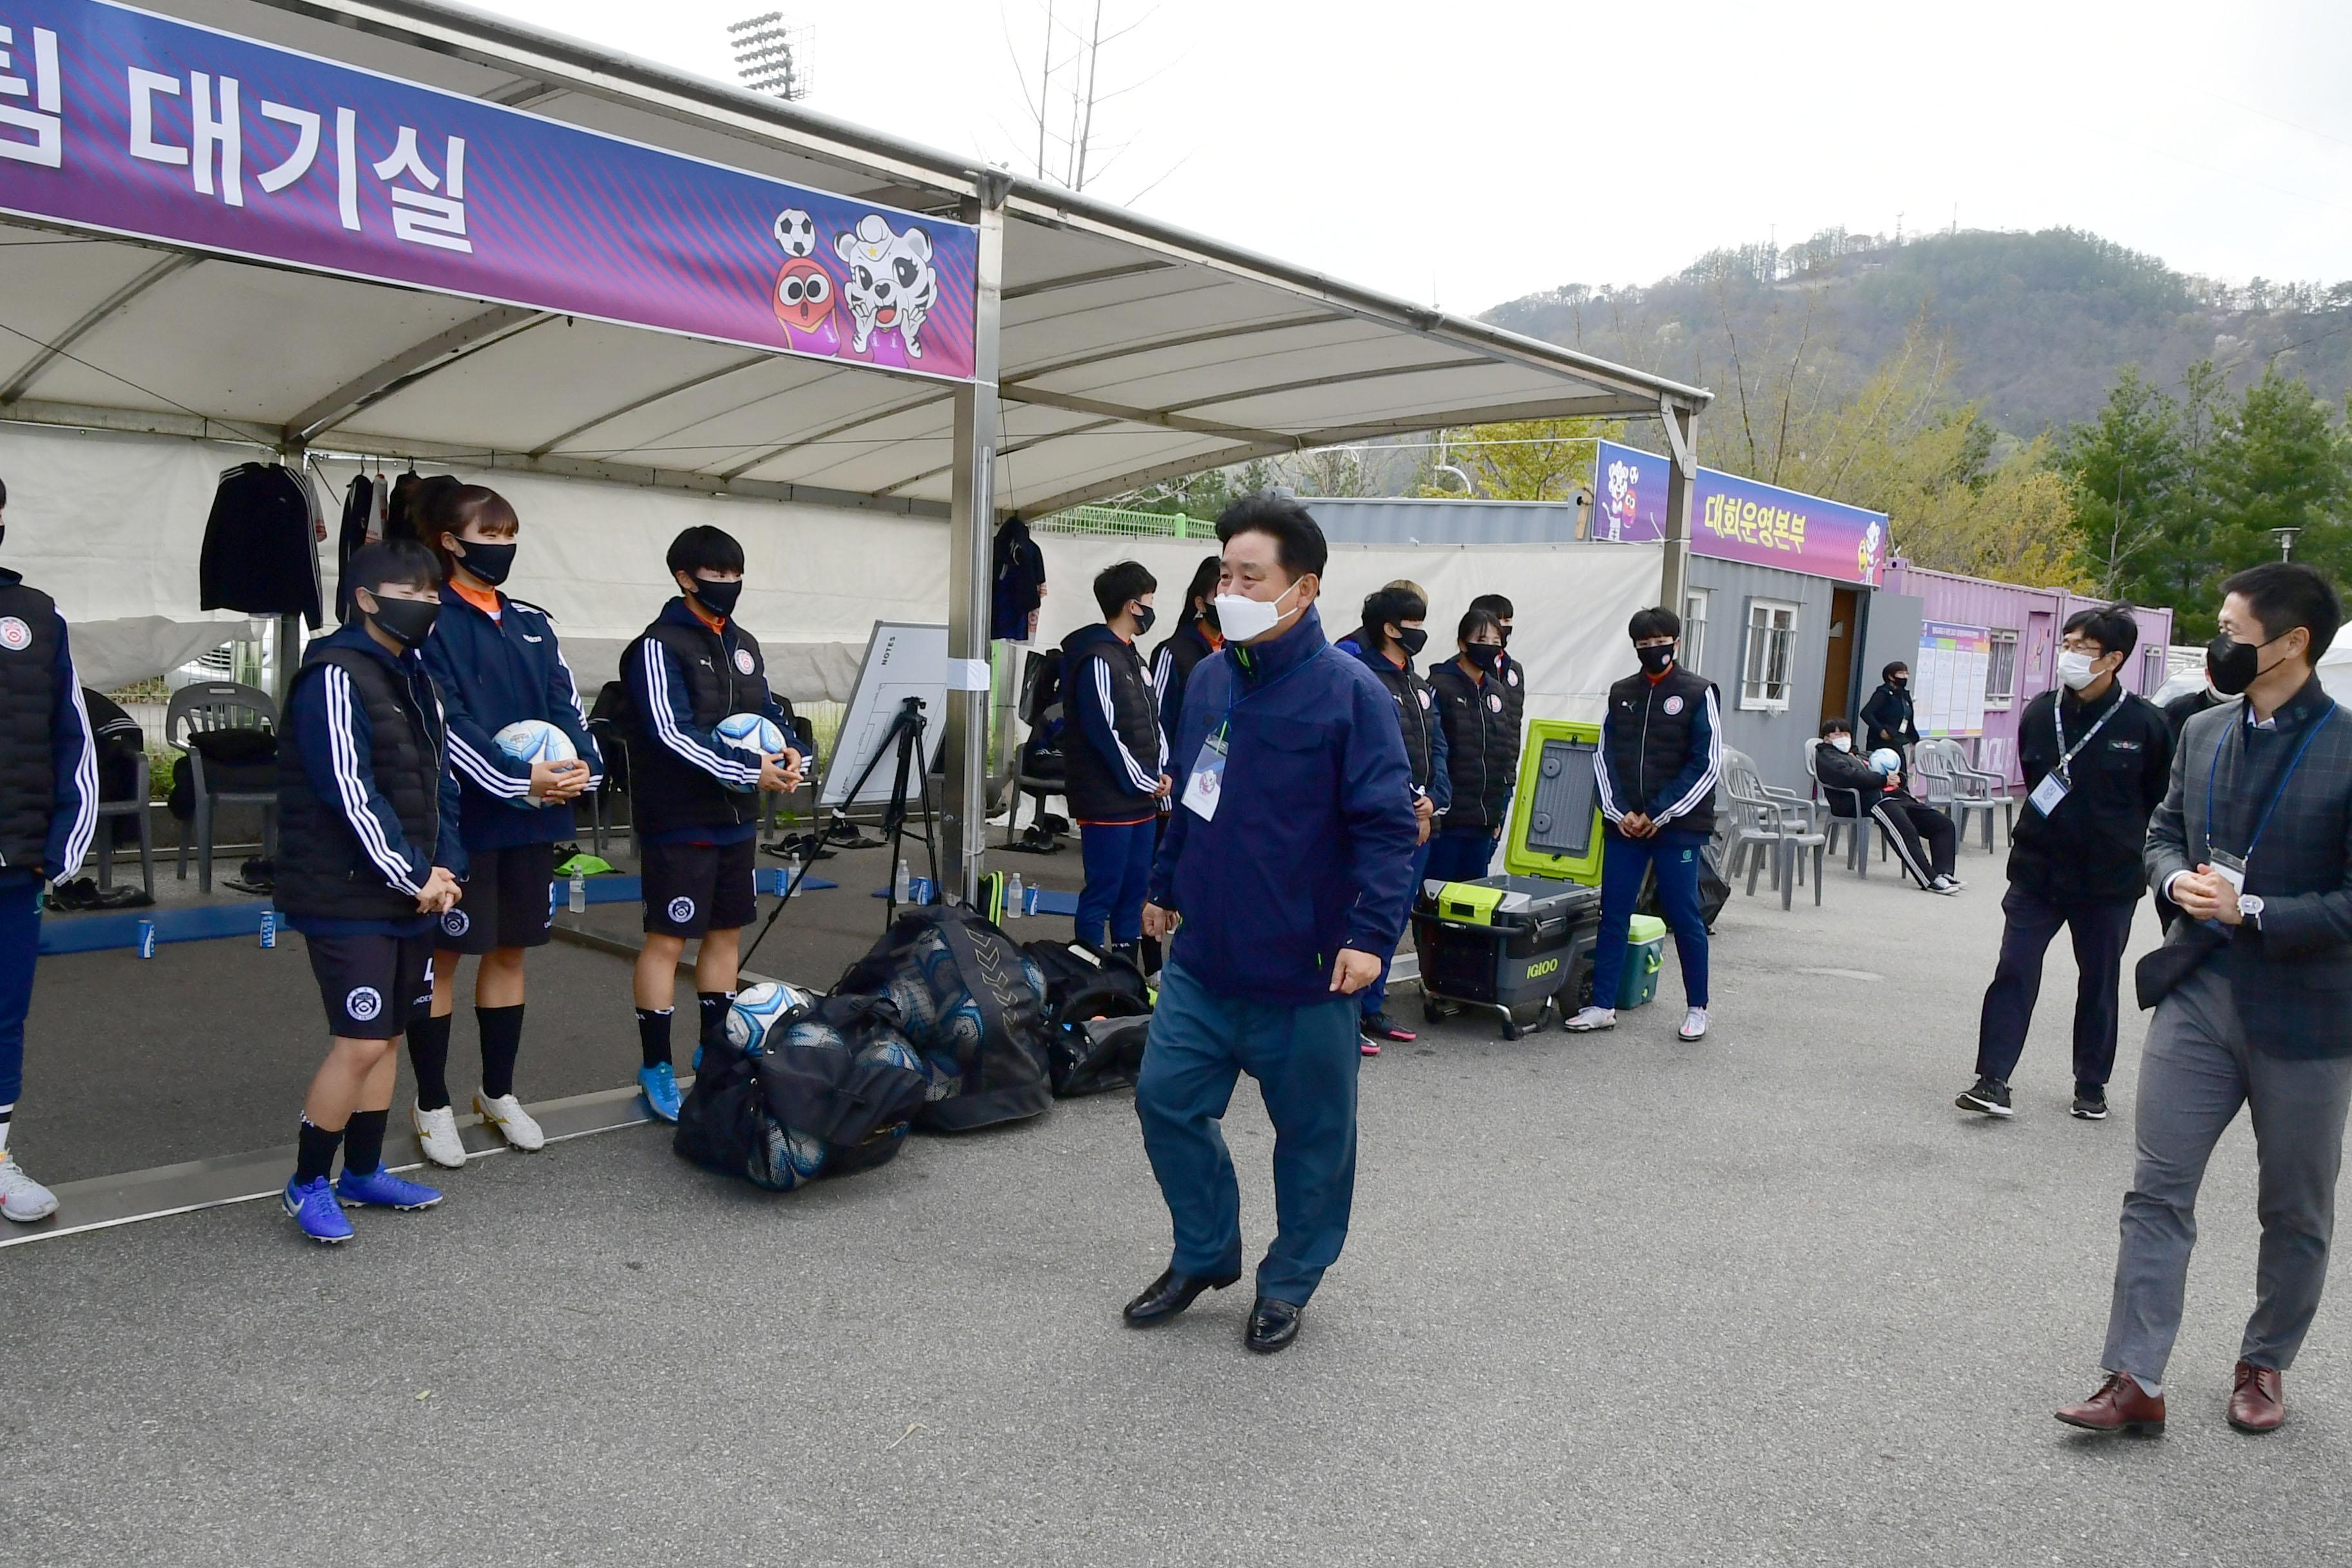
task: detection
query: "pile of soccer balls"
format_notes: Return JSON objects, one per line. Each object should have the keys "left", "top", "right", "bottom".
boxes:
{"left": 722, "top": 980, "right": 928, "bottom": 1190}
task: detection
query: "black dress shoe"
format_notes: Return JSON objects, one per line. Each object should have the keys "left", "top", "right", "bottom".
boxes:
{"left": 1122, "top": 1266, "right": 1240, "bottom": 1326}
{"left": 1245, "top": 1297, "right": 1303, "bottom": 1353}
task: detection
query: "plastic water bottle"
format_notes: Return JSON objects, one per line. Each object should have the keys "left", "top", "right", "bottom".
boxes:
{"left": 135, "top": 919, "right": 157, "bottom": 959}
{"left": 259, "top": 909, "right": 277, "bottom": 949}
{"left": 893, "top": 857, "right": 911, "bottom": 902}
{"left": 783, "top": 851, "right": 801, "bottom": 897}
{"left": 1006, "top": 871, "right": 1024, "bottom": 919}
{"left": 568, "top": 871, "right": 586, "bottom": 914}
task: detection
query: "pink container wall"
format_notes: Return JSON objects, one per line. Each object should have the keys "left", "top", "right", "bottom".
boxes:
{"left": 1881, "top": 564, "right": 2174, "bottom": 784}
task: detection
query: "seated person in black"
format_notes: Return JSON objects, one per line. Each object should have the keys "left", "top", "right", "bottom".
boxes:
{"left": 1816, "top": 717, "right": 1961, "bottom": 894}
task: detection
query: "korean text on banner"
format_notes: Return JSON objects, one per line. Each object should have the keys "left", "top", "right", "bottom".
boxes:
{"left": 1916, "top": 620, "right": 1991, "bottom": 738}
{"left": 1592, "top": 439, "right": 1891, "bottom": 587}
{"left": 0, "top": 0, "right": 979, "bottom": 380}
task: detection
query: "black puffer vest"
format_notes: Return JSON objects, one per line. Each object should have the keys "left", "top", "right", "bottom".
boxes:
{"left": 1353, "top": 636, "right": 1438, "bottom": 792}
{"left": 1429, "top": 657, "right": 1520, "bottom": 834}
{"left": 1494, "top": 650, "right": 1527, "bottom": 734}
{"left": 1602, "top": 664, "right": 1719, "bottom": 838}
{"left": 0, "top": 576, "right": 62, "bottom": 872}
{"left": 625, "top": 605, "right": 774, "bottom": 836}
{"left": 1149, "top": 620, "right": 1218, "bottom": 732}
{"left": 1061, "top": 629, "right": 1162, "bottom": 823}
{"left": 277, "top": 642, "right": 446, "bottom": 921}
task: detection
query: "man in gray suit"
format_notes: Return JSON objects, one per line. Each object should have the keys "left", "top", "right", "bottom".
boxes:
{"left": 2059, "top": 563, "right": 2352, "bottom": 1438}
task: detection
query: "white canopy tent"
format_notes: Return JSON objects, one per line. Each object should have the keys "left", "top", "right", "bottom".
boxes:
{"left": 0, "top": 0, "right": 1709, "bottom": 894}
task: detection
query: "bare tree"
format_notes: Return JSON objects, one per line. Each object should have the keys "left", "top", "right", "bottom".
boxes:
{"left": 999, "top": 0, "right": 1179, "bottom": 197}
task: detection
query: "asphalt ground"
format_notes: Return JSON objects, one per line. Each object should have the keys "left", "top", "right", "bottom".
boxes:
{"left": 6, "top": 834, "right": 2346, "bottom": 1565}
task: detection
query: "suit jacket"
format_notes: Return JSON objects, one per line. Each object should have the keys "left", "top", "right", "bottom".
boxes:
{"left": 2140, "top": 674, "right": 2352, "bottom": 1056}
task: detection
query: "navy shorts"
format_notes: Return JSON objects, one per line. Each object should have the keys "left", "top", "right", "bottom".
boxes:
{"left": 642, "top": 838, "right": 757, "bottom": 938}
{"left": 305, "top": 930, "right": 436, "bottom": 1040}
{"left": 435, "top": 841, "right": 557, "bottom": 954}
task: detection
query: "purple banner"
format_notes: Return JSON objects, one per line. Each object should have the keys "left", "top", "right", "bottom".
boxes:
{"left": 1592, "top": 438, "right": 1890, "bottom": 586}
{"left": 0, "top": 0, "right": 978, "bottom": 379}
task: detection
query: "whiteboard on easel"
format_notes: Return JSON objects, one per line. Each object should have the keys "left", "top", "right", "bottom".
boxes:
{"left": 819, "top": 622, "right": 948, "bottom": 809}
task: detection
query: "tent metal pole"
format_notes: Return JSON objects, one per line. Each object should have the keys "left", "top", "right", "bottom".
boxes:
{"left": 1658, "top": 400, "right": 1697, "bottom": 615}
{"left": 942, "top": 176, "right": 1007, "bottom": 905}
{"left": 273, "top": 438, "right": 311, "bottom": 712}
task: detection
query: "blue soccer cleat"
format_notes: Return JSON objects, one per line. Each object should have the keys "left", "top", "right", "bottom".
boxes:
{"left": 334, "top": 1166, "right": 444, "bottom": 1211}
{"left": 638, "top": 1062, "right": 682, "bottom": 1123}
{"left": 284, "top": 1175, "right": 355, "bottom": 1244}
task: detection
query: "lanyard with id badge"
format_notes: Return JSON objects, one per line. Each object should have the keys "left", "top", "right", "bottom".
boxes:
{"left": 2201, "top": 700, "right": 2340, "bottom": 908}
{"left": 1182, "top": 646, "right": 1320, "bottom": 822}
{"left": 2028, "top": 689, "right": 2126, "bottom": 817}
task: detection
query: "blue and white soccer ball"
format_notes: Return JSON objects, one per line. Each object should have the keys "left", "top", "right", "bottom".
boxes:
{"left": 751, "top": 1122, "right": 828, "bottom": 1190}
{"left": 725, "top": 980, "right": 814, "bottom": 1055}
{"left": 855, "top": 1034, "right": 925, "bottom": 1076}
{"left": 1868, "top": 747, "right": 1903, "bottom": 776}
{"left": 493, "top": 719, "right": 578, "bottom": 765}
{"left": 716, "top": 712, "right": 786, "bottom": 760}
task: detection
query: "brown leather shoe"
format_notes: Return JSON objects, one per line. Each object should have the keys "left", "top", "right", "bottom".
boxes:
{"left": 2228, "top": 1361, "right": 2284, "bottom": 1433}
{"left": 2056, "top": 1373, "right": 2166, "bottom": 1435}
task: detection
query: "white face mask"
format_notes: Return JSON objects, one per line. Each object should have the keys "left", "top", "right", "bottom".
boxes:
{"left": 2057, "top": 649, "right": 2101, "bottom": 691}
{"left": 1211, "top": 578, "right": 1304, "bottom": 645}
{"left": 1828, "top": 735, "right": 1853, "bottom": 752}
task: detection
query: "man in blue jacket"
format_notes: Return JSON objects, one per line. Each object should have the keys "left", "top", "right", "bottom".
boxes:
{"left": 1127, "top": 493, "right": 1419, "bottom": 1355}
{"left": 0, "top": 475, "right": 96, "bottom": 1224}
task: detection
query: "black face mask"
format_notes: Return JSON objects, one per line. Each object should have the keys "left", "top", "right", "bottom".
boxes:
{"left": 368, "top": 595, "right": 440, "bottom": 651}
{"left": 1890, "top": 673, "right": 1908, "bottom": 688}
{"left": 1200, "top": 599, "right": 1220, "bottom": 634}
{"left": 689, "top": 577, "right": 743, "bottom": 618}
{"left": 1396, "top": 626, "right": 1429, "bottom": 658}
{"left": 1637, "top": 643, "right": 1676, "bottom": 676}
{"left": 1130, "top": 603, "right": 1157, "bottom": 636}
{"left": 451, "top": 538, "right": 517, "bottom": 587}
{"left": 2208, "top": 632, "right": 2280, "bottom": 697}
{"left": 1497, "top": 625, "right": 1513, "bottom": 647}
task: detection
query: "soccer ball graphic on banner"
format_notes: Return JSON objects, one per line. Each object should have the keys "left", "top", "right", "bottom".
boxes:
{"left": 725, "top": 981, "right": 814, "bottom": 1055}
{"left": 1868, "top": 748, "right": 1903, "bottom": 776}
{"left": 493, "top": 720, "right": 577, "bottom": 765}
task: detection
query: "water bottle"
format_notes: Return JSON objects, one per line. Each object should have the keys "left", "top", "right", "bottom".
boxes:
{"left": 568, "top": 871, "right": 587, "bottom": 914}
{"left": 783, "top": 850, "right": 801, "bottom": 896}
{"left": 1006, "top": 871, "right": 1024, "bottom": 919}
{"left": 893, "top": 857, "right": 910, "bottom": 901}
{"left": 135, "top": 919, "right": 157, "bottom": 959}
{"left": 259, "top": 909, "right": 277, "bottom": 949}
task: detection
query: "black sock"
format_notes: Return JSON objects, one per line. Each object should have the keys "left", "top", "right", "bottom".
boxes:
{"left": 636, "top": 1006, "right": 673, "bottom": 1070}
{"left": 697, "top": 990, "right": 735, "bottom": 1045}
{"left": 477, "top": 1004, "right": 524, "bottom": 1101}
{"left": 343, "top": 1108, "right": 389, "bottom": 1177}
{"left": 407, "top": 1012, "right": 454, "bottom": 1112}
{"left": 295, "top": 1119, "right": 343, "bottom": 1184}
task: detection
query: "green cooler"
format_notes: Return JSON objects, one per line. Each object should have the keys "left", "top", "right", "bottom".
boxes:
{"left": 1617, "top": 914, "right": 1667, "bottom": 1009}
{"left": 1410, "top": 874, "right": 1603, "bottom": 1039}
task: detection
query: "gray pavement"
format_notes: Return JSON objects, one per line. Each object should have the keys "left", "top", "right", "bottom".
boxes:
{"left": 5, "top": 845, "right": 2342, "bottom": 1565}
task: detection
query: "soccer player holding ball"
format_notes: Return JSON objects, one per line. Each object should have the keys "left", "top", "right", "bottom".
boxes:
{"left": 620, "top": 526, "right": 801, "bottom": 1120}
{"left": 410, "top": 480, "right": 602, "bottom": 1166}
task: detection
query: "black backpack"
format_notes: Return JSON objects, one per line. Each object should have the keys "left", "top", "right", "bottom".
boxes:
{"left": 834, "top": 906, "right": 1054, "bottom": 1132}
{"left": 1021, "top": 939, "right": 1153, "bottom": 1096}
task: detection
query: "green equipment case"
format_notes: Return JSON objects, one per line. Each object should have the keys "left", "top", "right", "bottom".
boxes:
{"left": 1504, "top": 719, "right": 1605, "bottom": 886}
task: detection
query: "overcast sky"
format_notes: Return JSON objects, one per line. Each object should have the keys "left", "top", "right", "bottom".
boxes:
{"left": 481, "top": 0, "right": 2352, "bottom": 315}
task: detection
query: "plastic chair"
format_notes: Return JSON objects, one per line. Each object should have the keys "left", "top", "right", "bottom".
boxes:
{"left": 1942, "top": 737, "right": 2015, "bottom": 852}
{"left": 92, "top": 750, "right": 156, "bottom": 897}
{"left": 1805, "top": 738, "right": 1874, "bottom": 877}
{"left": 1721, "top": 755, "right": 1825, "bottom": 910}
{"left": 165, "top": 681, "right": 278, "bottom": 894}
{"left": 1003, "top": 649, "right": 1068, "bottom": 849}
{"left": 1906, "top": 738, "right": 1961, "bottom": 821}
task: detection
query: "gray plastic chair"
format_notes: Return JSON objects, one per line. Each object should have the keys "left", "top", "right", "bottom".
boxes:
{"left": 166, "top": 680, "right": 279, "bottom": 894}
{"left": 1906, "top": 738, "right": 1961, "bottom": 823}
{"left": 1805, "top": 737, "right": 1878, "bottom": 877}
{"left": 1935, "top": 737, "right": 2015, "bottom": 851}
{"left": 92, "top": 750, "right": 156, "bottom": 897}
{"left": 1722, "top": 753, "right": 1825, "bottom": 910}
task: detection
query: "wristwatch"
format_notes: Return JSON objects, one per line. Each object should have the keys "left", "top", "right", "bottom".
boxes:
{"left": 2239, "top": 894, "right": 2265, "bottom": 928}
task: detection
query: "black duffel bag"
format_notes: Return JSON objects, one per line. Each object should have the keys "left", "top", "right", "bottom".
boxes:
{"left": 1022, "top": 938, "right": 1152, "bottom": 1096}
{"left": 835, "top": 906, "right": 1053, "bottom": 1132}
{"left": 674, "top": 994, "right": 930, "bottom": 1191}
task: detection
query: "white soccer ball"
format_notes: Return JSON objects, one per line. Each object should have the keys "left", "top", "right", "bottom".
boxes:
{"left": 493, "top": 719, "right": 577, "bottom": 765}
{"left": 1868, "top": 748, "right": 1903, "bottom": 776}
{"left": 725, "top": 980, "right": 814, "bottom": 1055}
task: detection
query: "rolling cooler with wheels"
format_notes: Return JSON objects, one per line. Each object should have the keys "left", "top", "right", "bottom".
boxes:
{"left": 1410, "top": 874, "right": 1602, "bottom": 1039}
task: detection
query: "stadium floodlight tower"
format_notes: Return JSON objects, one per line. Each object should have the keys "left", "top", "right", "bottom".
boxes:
{"left": 727, "top": 11, "right": 812, "bottom": 101}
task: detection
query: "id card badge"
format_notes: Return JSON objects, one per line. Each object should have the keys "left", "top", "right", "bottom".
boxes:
{"left": 2209, "top": 848, "right": 2248, "bottom": 895}
{"left": 2028, "top": 770, "right": 2070, "bottom": 817}
{"left": 1182, "top": 731, "right": 1229, "bottom": 821}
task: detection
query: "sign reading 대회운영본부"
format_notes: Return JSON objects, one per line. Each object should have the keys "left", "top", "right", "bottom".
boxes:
{"left": 1915, "top": 620, "right": 1992, "bottom": 739}
{"left": 0, "top": 0, "right": 979, "bottom": 380}
{"left": 1591, "top": 440, "right": 1891, "bottom": 587}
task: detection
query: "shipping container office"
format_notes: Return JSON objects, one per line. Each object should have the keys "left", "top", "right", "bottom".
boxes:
{"left": 1880, "top": 563, "right": 2174, "bottom": 783}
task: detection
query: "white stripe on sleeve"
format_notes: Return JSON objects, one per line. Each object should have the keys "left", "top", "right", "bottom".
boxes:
{"left": 323, "top": 665, "right": 422, "bottom": 896}
{"left": 1652, "top": 686, "right": 1723, "bottom": 825}
{"left": 1093, "top": 660, "right": 1160, "bottom": 792}
{"left": 642, "top": 640, "right": 758, "bottom": 785}
{"left": 56, "top": 663, "right": 98, "bottom": 879}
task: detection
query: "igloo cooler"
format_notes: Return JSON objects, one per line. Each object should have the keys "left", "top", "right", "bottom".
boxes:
{"left": 1409, "top": 874, "right": 1602, "bottom": 1039}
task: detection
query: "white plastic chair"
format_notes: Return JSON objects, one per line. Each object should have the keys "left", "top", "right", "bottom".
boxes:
{"left": 1937, "top": 737, "right": 2015, "bottom": 852}
{"left": 1722, "top": 753, "right": 1825, "bottom": 910}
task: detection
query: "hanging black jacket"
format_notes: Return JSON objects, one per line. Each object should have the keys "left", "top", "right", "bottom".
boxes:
{"left": 990, "top": 516, "right": 1047, "bottom": 642}
{"left": 1149, "top": 619, "right": 1220, "bottom": 740}
{"left": 1429, "top": 654, "right": 1519, "bottom": 834}
{"left": 1061, "top": 622, "right": 1165, "bottom": 823}
{"left": 1860, "top": 680, "right": 1919, "bottom": 755}
{"left": 200, "top": 462, "right": 321, "bottom": 629}
{"left": 1596, "top": 664, "right": 1720, "bottom": 838}
{"left": 2008, "top": 683, "right": 2174, "bottom": 903}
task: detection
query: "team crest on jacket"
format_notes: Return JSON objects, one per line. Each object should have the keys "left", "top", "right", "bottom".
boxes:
{"left": 1507, "top": 669, "right": 1520, "bottom": 687}
{"left": 1418, "top": 688, "right": 1433, "bottom": 709}
{"left": 1487, "top": 692, "right": 1503, "bottom": 712}
{"left": 346, "top": 986, "right": 383, "bottom": 1021}
{"left": 0, "top": 616, "right": 28, "bottom": 651}
{"left": 668, "top": 896, "right": 696, "bottom": 924}
{"left": 1664, "top": 694, "right": 1685, "bottom": 715}
{"left": 734, "top": 649, "right": 755, "bottom": 674}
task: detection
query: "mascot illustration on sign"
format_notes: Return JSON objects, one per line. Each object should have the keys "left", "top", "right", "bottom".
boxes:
{"left": 1602, "top": 455, "right": 1640, "bottom": 542}
{"left": 836, "top": 214, "right": 937, "bottom": 360}
{"left": 771, "top": 208, "right": 839, "bottom": 353}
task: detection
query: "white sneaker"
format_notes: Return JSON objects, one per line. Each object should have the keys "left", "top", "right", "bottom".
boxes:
{"left": 1563, "top": 1006, "right": 1618, "bottom": 1032}
{"left": 0, "top": 1153, "right": 59, "bottom": 1222}
{"left": 1929, "top": 876, "right": 1959, "bottom": 896}
{"left": 412, "top": 1102, "right": 467, "bottom": 1169}
{"left": 1679, "top": 1007, "right": 1709, "bottom": 1042}
{"left": 475, "top": 1092, "right": 545, "bottom": 1153}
